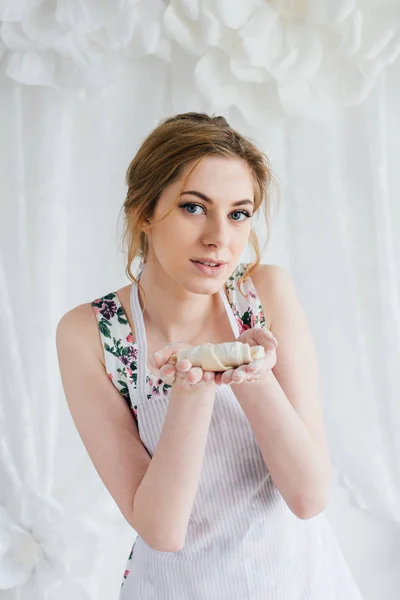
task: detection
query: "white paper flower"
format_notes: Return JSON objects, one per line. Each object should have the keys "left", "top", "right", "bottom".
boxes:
{"left": 0, "top": 489, "right": 99, "bottom": 597}
{"left": 0, "top": 0, "right": 169, "bottom": 95}
{"left": 163, "top": 0, "right": 400, "bottom": 120}
{"left": 0, "top": 0, "right": 399, "bottom": 117}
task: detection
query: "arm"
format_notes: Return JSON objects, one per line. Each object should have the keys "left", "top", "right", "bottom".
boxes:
{"left": 56, "top": 305, "right": 216, "bottom": 553}
{"left": 232, "top": 266, "right": 332, "bottom": 519}
{"left": 133, "top": 381, "right": 216, "bottom": 551}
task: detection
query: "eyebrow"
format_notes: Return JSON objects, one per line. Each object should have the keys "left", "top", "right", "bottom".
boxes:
{"left": 180, "top": 190, "right": 254, "bottom": 207}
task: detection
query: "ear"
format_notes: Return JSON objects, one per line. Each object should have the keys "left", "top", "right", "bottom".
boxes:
{"left": 142, "top": 219, "right": 151, "bottom": 232}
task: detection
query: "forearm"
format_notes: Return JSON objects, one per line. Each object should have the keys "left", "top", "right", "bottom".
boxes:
{"left": 133, "top": 383, "right": 216, "bottom": 551}
{"left": 232, "top": 370, "right": 331, "bottom": 518}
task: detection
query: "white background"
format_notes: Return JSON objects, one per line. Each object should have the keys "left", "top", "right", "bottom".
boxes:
{"left": 1, "top": 2, "right": 400, "bottom": 599}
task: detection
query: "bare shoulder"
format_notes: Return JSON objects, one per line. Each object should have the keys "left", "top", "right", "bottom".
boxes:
{"left": 250, "top": 263, "right": 287, "bottom": 289}
{"left": 248, "top": 263, "right": 288, "bottom": 329}
{"left": 57, "top": 284, "right": 135, "bottom": 367}
{"left": 56, "top": 302, "right": 107, "bottom": 366}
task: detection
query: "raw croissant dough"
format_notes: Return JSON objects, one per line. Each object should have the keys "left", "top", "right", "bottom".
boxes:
{"left": 168, "top": 341, "right": 265, "bottom": 372}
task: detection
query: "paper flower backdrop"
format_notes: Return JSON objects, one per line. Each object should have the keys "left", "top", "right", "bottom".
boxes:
{"left": 0, "top": 489, "right": 99, "bottom": 596}
{"left": 0, "top": 0, "right": 167, "bottom": 94}
{"left": 0, "top": 0, "right": 400, "bottom": 119}
{"left": 166, "top": 0, "right": 400, "bottom": 119}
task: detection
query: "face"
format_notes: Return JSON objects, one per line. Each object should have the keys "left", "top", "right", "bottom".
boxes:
{"left": 144, "top": 155, "right": 255, "bottom": 293}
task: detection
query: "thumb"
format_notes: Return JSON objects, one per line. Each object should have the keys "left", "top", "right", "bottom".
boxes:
{"left": 151, "top": 341, "right": 190, "bottom": 369}
{"left": 257, "top": 328, "right": 278, "bottom": 348}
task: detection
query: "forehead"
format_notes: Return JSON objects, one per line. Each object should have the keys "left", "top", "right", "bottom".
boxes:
{"left": 180, "top": 156, "right": 254, "bottom": 198}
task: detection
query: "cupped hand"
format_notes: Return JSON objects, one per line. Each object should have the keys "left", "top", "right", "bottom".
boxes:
{"left": 148, "top": 342, "right": 216, "bottom": 388}
{"left": 214, "top": 327, "right": 278, "bottom": 386}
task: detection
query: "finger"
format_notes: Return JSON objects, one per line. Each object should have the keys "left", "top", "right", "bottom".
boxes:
{"left": 159, "top": 364, "right": 176, "bottom": 384}
{"left": 232, "top": 366, "right": 247, "bottom": 384}
{"left": 203, "top": 371, "right": 215, "bottom": 382}
{"left": 151, "top": 343, "right": 181, "bottom": 369}
{"left": 150, "top": 351, "right": 164, "bottom": 369}
{"left": 187, "top": 366, "right": 203, "bottom": 385}
{"left": 262, "top": 329, "right": 278, "bottom": 346}
{"left": 221, "top": 369, "right": 234, "bottom": 385}
{"left": 160, "top": 364, "right": 175, "bottom": 378}
{"left": 248, "top": 328, "right": 278, "bottom": 347}
{"left": 176, "top": 359, "right": 192, "bottom": 372}
{"left": 246, "top": 361, "right": 258, "bottom": 372}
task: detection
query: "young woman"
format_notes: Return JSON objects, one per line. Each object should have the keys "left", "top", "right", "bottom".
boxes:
{"left": 56, "top": 112, "right": 364, "bottom": 599}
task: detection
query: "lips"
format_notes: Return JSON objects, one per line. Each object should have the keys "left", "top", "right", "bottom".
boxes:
{"left": 190, "top": 260, "right": 226, "bottom": 276}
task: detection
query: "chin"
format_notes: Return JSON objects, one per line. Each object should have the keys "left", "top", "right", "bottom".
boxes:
{"left": 187, "top": 279, "right": 226, "bottom": 296}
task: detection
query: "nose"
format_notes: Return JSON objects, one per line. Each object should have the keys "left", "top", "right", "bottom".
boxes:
{"left": 201, "top": 214, "right": 230, "bottom": 249}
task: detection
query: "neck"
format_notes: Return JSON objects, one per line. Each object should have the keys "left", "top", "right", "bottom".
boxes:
{"left": 137, "top": 263, "right": 223, "bottom": 344}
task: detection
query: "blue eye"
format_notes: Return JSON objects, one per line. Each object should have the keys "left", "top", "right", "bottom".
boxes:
{"left": 179, "top": 203, "right": 252, "bottom": 222}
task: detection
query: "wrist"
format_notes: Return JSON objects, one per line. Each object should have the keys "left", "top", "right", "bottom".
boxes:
{"left": 232, "top": 369, "right": 275, "bottom": 401}
{"left": 172, "top": 378, "right": 217, "bottom": 397}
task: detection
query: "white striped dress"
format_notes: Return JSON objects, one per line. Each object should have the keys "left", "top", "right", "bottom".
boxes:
{"left": 91, "top": 262, "right": 364, "bottom": 599}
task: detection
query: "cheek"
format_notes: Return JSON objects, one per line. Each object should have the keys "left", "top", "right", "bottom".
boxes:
{"left": 150, "top": 227, "right": 195, "bottom": 268}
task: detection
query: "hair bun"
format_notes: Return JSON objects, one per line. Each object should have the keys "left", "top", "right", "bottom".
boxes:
{"left": 210, "top": 115, "right": 229, "bottom": 127}
{"left": 164, "top": 112, "right": 230, "bottom": 128}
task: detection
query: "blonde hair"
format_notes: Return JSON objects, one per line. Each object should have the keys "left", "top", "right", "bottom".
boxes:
{"left": 119, "top": 112, "right": 278, "bottom": 309}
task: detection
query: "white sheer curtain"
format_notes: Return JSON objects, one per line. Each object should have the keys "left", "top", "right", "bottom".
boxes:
{"left": 1, "top": 2, "right": 399, "bottom": 599}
